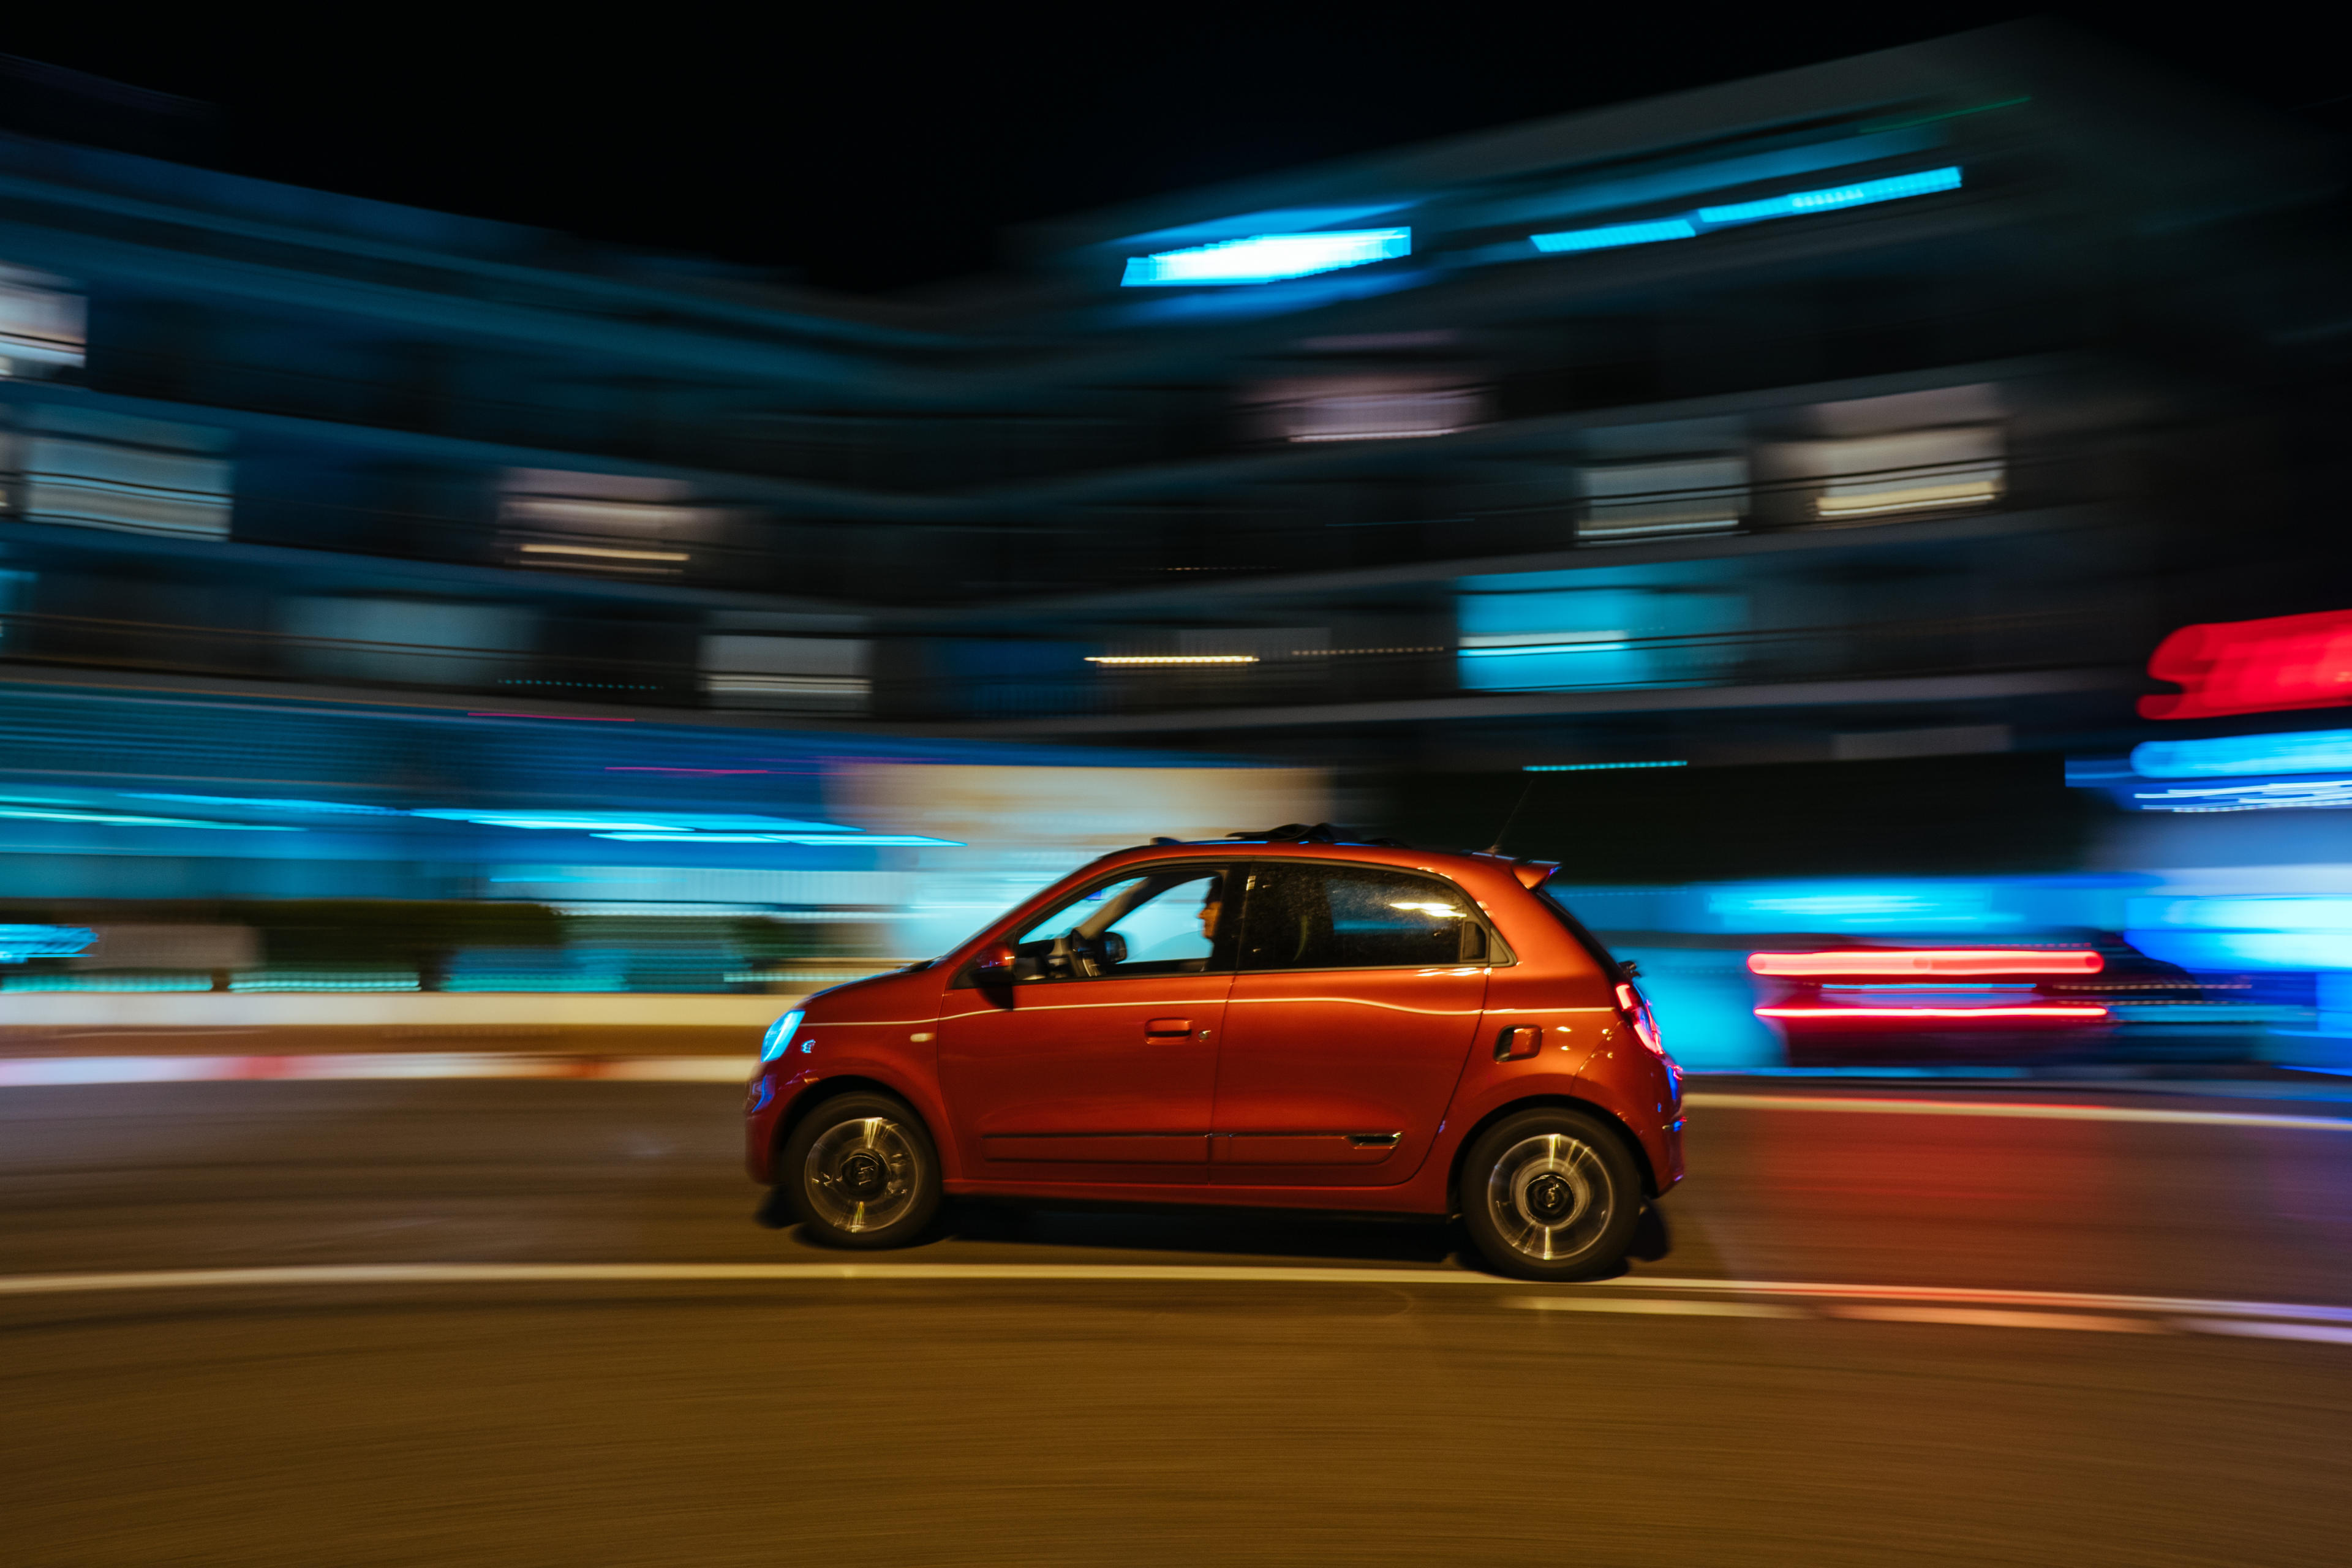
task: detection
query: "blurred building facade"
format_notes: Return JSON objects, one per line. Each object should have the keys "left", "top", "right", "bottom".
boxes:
{"left": 1, "top": 28, "right": 2338, "bottom": 751}
{"left": 3, "top": 26, "right": 2350, "bottom": 1038}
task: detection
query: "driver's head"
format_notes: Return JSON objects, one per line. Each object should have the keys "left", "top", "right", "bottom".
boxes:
{"left": 1198, "top": 884, "right": 1222, "bottom": 939}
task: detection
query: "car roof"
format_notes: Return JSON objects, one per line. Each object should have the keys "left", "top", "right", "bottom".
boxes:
{"left": 1096, "top": 831, "right": 1535, "bottom": 885}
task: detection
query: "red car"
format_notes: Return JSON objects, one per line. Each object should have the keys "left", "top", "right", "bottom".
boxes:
{"left": 745, "top": 826, "right": 1684, "bottom": 1280}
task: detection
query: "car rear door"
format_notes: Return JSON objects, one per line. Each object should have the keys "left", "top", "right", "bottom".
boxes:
{"left": 937, "top": 862, "right": 1233, "bottom": 1183}
{"left": 1210, "top": 861, "right": 1491, "bottom": 1186}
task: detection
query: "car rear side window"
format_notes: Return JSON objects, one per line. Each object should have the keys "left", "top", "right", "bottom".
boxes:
{"left": 1534, "top": 883, "right": 1626, "bottom": 979}
{"left": 1237, "top": 864, "right": 1492, "bottom": 971}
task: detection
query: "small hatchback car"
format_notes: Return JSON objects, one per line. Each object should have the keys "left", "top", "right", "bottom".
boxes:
{"left": 745, "top": 826, "right": 1684, "bottom": 1279}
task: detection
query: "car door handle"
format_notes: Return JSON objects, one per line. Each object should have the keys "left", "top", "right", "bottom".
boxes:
{"left": 1144, "top": 1017, "right": 1192, "bottom": 1038}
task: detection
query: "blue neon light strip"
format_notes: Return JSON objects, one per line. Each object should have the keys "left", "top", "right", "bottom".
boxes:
{"left": 2131, "top": 728, "right": 2352, "bottom": 779}
{"left": 1528, "top": 219, "right": 1697, "bottom": 254}
{"left": 2067, "top": 755, "right": 2352, "bottom": 813}
{"left": 1120, "top": 228, "right": 1411, "bottom": 287}
{"left": 592, "top": 832, "right": 963, "bottom": 845}
{"left": 1523, "top": 761, "right": 1689, "bottom": 772}
{"left": 2127, "top": 777, "right": 2352, "bottom": 813}
{"left": 1528, "top": 167, "right": 1961, "bottom": 257}
{"left": 1695, "top": 166, "right": 1962, "bottom": 225}
{"left": 1460, "top": 642, "right": 1632, "bottom": 657}
{"left": 0, "top": 924, "right": 98, "bottom": 963}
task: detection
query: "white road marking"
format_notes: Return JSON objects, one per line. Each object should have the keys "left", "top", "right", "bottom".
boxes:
{"left": 1605, "top": 1276, "right": 2352, "bottom": 1324}
{"left": 0, "top": 1260, "right": 2346, "bottom": 1347}
{"left": 1827, "top": 1305, "right": 2161, "bottom": 1333}
{"left": 2173, "top": 1318, "right": 2352, "bottom": 1346}
{"left": 1685, "top": 1093, "right": 2352, "bottom": 1133}
{"left": 1502, "top": 1296, "right": 1804, "bottom": 1317}
{"left": 0, "top": 1262, "right": 1524, "bottom": 1297}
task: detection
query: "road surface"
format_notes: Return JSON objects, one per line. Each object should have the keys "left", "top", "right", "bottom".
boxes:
{"left": 4, "top": 1076, "right": 2349, "bottom": 1565}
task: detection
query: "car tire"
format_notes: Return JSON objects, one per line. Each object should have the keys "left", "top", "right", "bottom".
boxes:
{"left": 1458, "top": 1106, "right": 1643, "bottom": 1281}
{"left": 780, "top": 1091, "right": 941, "bottom": 1249}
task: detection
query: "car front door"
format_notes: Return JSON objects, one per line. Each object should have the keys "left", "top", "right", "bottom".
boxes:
{"left": 938, "top": 863, "right": 1233, "bottom": 1183}
{"left": 1211, "top": 861, "right": 1491, "bottom": 1186}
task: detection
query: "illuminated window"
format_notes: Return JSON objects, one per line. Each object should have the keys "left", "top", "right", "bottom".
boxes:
{"left": 1091, "top": 628, "right": 1327, "bottom": 667}
{"left": 1579, "top": 456, "right": 1747, "bottom": 542}
{"left": 1760, "top": 426, "right": 2003, "bottom": 525}
{"left": 1456, "top": 572, "right": 1745, "bottom": 692}
{"left": 279, "top": 598, "right": 535, "bottom": 688}
{"left": 1243, "top": 376, "right": 1485, "bottom": 443}
{"left": 0, "top": 264, "right": 85, "bottom": 379}
{"left": 702, "top": 635, "right": 870, "bottom": 712}
{"left": 12, "top": 407, "right": 232, "bottom": 539}
{"left": 500, "top": 469, "right": 715, "bottom": 575}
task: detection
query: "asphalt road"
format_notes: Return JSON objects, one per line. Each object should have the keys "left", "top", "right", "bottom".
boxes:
{"left": 5, "top": 1078, "right": 2351, "bottom": 1566}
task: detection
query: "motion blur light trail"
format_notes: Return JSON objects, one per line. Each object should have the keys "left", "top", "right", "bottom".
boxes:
{"left": 1681, "top": 1092, "right": 2352, "bottom": 1132}
{"left": 1747, "top": 949, "right": 2105, "bottom": 976}
{"left": 2138, "top": 606, "right": 2352, "bottom": 719}
{"left": 0, "top": 1053, "right": 751, "bottom": 1086}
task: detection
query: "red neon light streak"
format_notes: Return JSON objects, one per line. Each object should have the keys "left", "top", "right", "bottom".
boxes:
{"left": 1747, "top": 949, "right": 2104, "bottom": 978}
{"left": 1754, "top": 1005, "right": 2109, "bottom": 1020}
{"left": 2139, "top": 608, "right": 2352, "bottom": 720}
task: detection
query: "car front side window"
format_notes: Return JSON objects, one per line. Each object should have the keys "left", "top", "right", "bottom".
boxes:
{"left": 1005, "top": 866, "right": 1232, "bottom": 981}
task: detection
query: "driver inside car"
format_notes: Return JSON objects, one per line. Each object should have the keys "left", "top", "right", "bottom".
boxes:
{"left": 1007, "top": 869, "right": 1229, "bottom": 980}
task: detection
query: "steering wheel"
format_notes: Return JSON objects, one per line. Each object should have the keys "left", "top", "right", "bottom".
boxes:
{"left": 1049, "top": 929, "right": 1128, "bottom": 979}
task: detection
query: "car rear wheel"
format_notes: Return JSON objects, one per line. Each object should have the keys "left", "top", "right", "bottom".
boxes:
{"left": 780, "top": 1091, "right": 941, "bottom": 1249}
{"left": 1458, "top": 1107, "right": 1643, "bottom": 1281}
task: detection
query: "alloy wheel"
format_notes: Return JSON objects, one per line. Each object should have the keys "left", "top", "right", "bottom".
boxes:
{"left": 1484, "top": 1131, "right": 1614, "bottom": 1262}
{"left": 803, "top": 1115, "right": 923, "bottom": 1234}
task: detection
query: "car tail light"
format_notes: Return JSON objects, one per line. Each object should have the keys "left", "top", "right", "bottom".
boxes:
{"left": 1615, "top": 981, "right": 1666, "bottom": 1057}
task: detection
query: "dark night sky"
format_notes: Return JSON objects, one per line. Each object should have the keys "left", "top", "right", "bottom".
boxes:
{"left": 1, "top": 7, "right": 2342, "bottom": 293}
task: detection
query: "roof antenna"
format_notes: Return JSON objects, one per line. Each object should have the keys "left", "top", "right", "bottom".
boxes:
{"left": 1485, "top": 773, "right": 1539, "bottom": 856}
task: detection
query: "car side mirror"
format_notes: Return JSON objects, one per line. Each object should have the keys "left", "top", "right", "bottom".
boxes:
{"left": 974, "top": 943, "right": 1017, "bottom": 984}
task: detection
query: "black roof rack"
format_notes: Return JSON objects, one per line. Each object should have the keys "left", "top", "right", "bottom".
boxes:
{"left": 1224, "top": 823, "right": 1411, "bottom": 848}
{"left": 1130, "top": 824, "right": 1414, "bottom": 851}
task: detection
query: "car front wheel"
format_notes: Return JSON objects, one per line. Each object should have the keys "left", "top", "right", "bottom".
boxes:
{"left": 780, "top": 1091, "right": 941, "bottom": 1248}
{"left": 1459, "top": 1107, "right": 1643, "bottom": 1281}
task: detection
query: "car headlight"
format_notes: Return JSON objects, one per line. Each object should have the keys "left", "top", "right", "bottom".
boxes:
{"left": 760, "top": 1009, "right": 805, "bottom": 1064}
